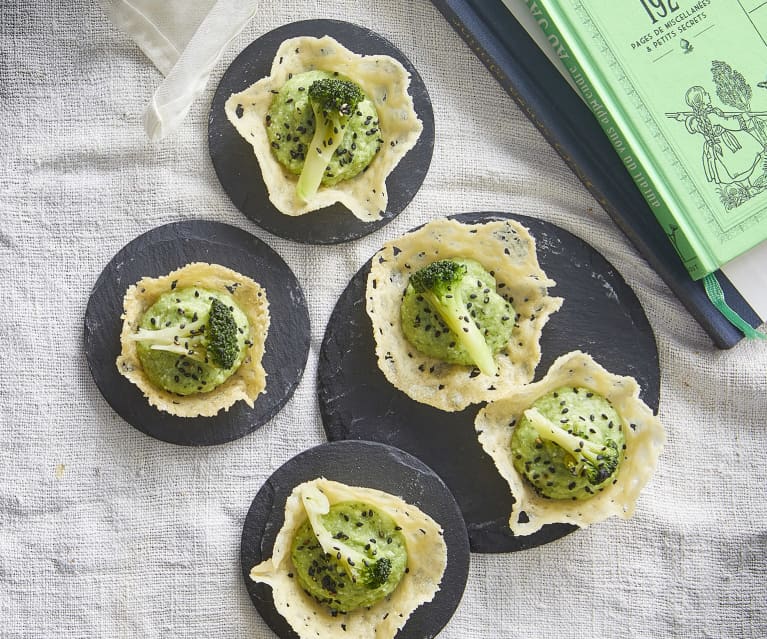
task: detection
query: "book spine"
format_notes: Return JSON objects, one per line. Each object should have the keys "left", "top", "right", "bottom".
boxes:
{"left": 526, "top": 1, "right": 714, "bottom": 280}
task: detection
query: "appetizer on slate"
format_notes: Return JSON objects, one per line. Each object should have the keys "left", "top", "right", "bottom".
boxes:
{"left": 225, "top": 35, "right": 422, "bottom": 221}
{"left": 250, "top": 478, "right": 447, "bottom": 639}
{"left": 366, "top": 218, "right": 563, "bottom": 412}
{"left": 475, "top": 351, "right": 665, "bottom": 535}
{"left": 116, "top": 262, "right": 269, "bottom": 417}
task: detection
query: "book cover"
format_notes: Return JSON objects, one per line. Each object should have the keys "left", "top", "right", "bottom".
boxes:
{"left": 430, "top": 0, "right": 762, "bottom": 347}
{"left": 533, "top": 0, "right": 767, "bottom": 280}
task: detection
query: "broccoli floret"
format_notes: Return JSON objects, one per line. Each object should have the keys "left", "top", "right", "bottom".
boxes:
{"left": 408, "top": 259, "right": 497, "bottom": 376}
{"left": 362, "top": 556, "right": 392, "bottom": 590}
{"left": 206, "top": 298, "right": 239, "bottom": 369}
{"left": 524, "top": 407, "right": 620, "bottom": 485}
{"left": 301, "top": 487, "right": 392, "bottom": 589}
{"left": 130, "top": 296, "right": 240, "bottom": 369}
{"left": 295, "top": 77, "right": 365, "bottom": 202}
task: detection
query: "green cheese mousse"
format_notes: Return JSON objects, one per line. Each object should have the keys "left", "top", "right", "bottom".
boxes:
{"left": 133, "top": 287, "right": 250, "bottom": 395}
{"left": 510, "top": 386, "right": 626, "bottom": 500}
{"left": 290, "top": 501, "right": 408, "bottom": 612}
{"left": 266, "top": 70, "right": 381, "bottom": 186}
{"left": 400, "top": 258, "right": 515, "bottom": 369}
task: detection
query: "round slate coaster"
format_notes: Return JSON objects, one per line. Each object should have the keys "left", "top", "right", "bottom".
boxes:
{"left": 241, "top": 440, "right": 470, "bottom": 639}
{"left": 318, "top": 212, "right": 660, "bottom": 553}
{"left": 208, "top": 19, "right": 434, "bottom": 244}
{"left": 84, "top": 220, "right": 310, "bottom": 446}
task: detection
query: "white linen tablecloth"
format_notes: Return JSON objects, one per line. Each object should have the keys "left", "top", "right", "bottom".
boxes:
{"left": 1, "top": 1, "right": 765, "bottom": 637}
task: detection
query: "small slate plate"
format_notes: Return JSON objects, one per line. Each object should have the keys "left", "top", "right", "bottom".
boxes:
{"left": 241, "top": 440, "right": 470, "bottom": 639}
{"left": 208, "top": 19, "right": 435, "bottom": 244}
{"left": 318, "top": 212, "right": 660, "bottom": 553}
{"left": 84, "top": 220, "right": 310, "bottom": 446}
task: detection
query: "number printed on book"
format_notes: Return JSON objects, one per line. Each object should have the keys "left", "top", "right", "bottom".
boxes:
{"left": 639, "top": 0, "right": 680, "bottom": 24}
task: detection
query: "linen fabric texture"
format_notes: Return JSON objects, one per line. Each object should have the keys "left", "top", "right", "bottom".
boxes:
{"left": 1, "top": 1, "right": 766, "bottom": 638}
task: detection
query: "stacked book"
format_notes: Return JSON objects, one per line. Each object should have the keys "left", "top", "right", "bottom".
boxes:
{"left": 432, "top": 0, "right": 767, "bottom": 347}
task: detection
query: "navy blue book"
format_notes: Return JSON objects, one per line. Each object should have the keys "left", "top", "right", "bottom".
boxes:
{"left": 430, "top": 0, "right": 762, "bottom": 348}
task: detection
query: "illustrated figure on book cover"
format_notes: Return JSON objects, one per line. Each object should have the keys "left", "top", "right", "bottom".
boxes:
{"left": 667, "top": 61, "right": 767, "bottom": 210}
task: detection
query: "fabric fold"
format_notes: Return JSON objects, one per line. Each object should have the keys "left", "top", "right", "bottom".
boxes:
{"left": 98, "top": 0, "right": 258, "bottom": 140}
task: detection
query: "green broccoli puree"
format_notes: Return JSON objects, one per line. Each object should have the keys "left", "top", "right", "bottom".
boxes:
{"left": 136, "top": 287, "right": 250, "bottom": 396}
{"left": 290, "top": 501, "right": 408, "bottom": 612}
{"left": 511, "top": 387, "right": 625, "bottom": 500}
{"left": 266, "top": 70, "right": 381, "bottom": 186}
{"left": 400, "top": 258, "right": 515, "bottom": 365}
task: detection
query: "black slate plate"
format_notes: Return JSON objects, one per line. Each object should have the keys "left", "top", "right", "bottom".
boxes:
{"left": 208, "top": 19, "right": 434, "bottom": 244}
{"left": 241, "top": 440, "right": 470, "bottom": 639}
{"left": 84, "top": 220, "right": 310, "bottom": 446}
{"left": 318, "top": 212, "right": 660, "bottom": 553}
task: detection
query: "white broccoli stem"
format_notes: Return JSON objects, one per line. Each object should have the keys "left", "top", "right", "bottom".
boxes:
{"left": 525, "top": 408, "right": 582, "bottom": 452}
{"left": 147, "top": 341, "right": 207, "bottom": 363}
{"left": 128, "top": 319, "right": 208, "bottom": 365}
{"left": 295, "top": 108, "right": 345, "bottom": 202}
{"left": 423, "top": 290, "right": 497, "bottom": 376}
{"left": 299, "top": 485, "right": 367, "bottom": 582}
{"left": 524, "top": 408, "right": 604, "bottom": 463}
{"left": 128, "top": 318, "right": 206, "bottom": 345}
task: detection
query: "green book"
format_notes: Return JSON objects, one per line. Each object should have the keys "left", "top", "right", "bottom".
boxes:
{"left": 524, "top": 0, "right": 767, "bottom": 282}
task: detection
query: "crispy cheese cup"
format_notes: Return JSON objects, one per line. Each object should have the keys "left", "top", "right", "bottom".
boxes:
{"left": 475, "top": 351, "right": 665, "bottom": 535}
{"left": 225, "top": 35, "right": 422, "bottom": 221}
{"left": 366, "top": 217, "right": 563, "bottom": 411}
{"left": 116, "top": 262, "right": 269, "bottom": 417}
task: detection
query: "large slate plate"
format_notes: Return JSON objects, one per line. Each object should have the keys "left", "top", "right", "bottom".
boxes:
{"left": 208, "top": 19, "right": 434, "bottom": 244}
{"left": 241, "top": 440, "right": 470, "bottom": 639}
{"left": 84, "top": 220, "right": 310, "bottom": 446}
{"left": 318, "top": 212, "right": 660, "bottom": 553}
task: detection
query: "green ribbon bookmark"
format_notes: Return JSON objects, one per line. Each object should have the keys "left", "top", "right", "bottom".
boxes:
{"left": 703, "top": 273, "right": 766, "bottom": 341}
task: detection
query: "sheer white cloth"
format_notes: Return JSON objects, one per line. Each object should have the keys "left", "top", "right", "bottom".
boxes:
{"left": 98, "top": 0, "right": 258, "bottom": 140}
